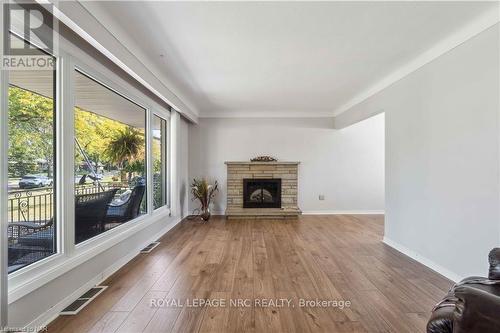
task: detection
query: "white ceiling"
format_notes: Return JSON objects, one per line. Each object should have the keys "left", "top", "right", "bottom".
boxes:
{"left": 81, "top": 1, "right": 497, "bottom": 118}
{"left": 10, "top": 70, "right": 145, "bottom": 128}
{"left": 74, "top": 70, "right": 146, "bottom": 128}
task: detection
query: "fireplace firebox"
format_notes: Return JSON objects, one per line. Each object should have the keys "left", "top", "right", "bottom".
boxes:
{"left": 243, "top": 178, "right": 281, "bottom": 208}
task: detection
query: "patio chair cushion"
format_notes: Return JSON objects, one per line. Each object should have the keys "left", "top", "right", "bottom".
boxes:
{"left": 105, "top": 185, "right": 145, "bottom": 223}
{"left": 111, "top": 189, "right": 132, "bottom": 205}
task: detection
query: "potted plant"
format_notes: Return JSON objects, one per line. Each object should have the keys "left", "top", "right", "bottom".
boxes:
{"left": 191, "top": 178, "right": 218, "bottom": 221}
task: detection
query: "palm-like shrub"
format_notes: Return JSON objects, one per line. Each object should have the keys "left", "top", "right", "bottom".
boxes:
{"left": 106, "top": 127, "right": 144, "bottom": 181}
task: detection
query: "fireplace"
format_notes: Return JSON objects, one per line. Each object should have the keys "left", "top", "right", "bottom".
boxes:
{"left": 243, "top": 178, "right": 281, "bottom": 208}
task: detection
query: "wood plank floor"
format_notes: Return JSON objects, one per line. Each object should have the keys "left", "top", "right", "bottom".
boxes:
{"left": 47, "top": 215, "right": 453, "bottom": 333}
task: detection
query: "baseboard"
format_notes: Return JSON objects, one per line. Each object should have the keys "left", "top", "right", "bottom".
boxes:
{"left": 302, "top": 210, "right": 385, "bottom": 215}
{"left": 26, "top": 272, "right": 103, "bottom": 332}
{"left": 25, "top": 216, "right": 183, "bottom": 332}
{"left": 383, "top": 236, "right": 463, "bottom": 283}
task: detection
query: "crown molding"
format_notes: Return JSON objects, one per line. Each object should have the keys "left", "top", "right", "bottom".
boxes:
{"left": 200, "top": 109, "right": 335, "bottom": 119}
{"left": 332, "top": 7, "right": 499, "bottom": 117}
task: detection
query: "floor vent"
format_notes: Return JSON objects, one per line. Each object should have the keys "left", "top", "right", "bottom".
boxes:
{"left": 60, "top": 286, "right": 108, "bottom": 315}
{"left": 141, "top": 241, "right": 160, "bottom": 253}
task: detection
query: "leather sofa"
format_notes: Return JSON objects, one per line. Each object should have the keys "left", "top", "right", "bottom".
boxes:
{"left": 427, "top": 248, "right": 500, "bottom": 333}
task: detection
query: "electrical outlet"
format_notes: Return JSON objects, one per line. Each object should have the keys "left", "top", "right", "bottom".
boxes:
{"left": 319, "top": 195, "right": 325, "bottom": 201}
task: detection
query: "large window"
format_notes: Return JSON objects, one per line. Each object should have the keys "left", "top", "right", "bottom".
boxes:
{"left": 7, "top": 37, "right": 57, "bottom": 273}
{"left": 3, "top": 21, "right": 172, "bottom": 285}
{"left": 153, "top": 115, "right": 168, "bottom": 210}
{"left": 74, "top": 70, "right": 147, "bottom": 244}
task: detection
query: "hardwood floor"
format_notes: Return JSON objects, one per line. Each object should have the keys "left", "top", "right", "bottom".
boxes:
{"left": 47, "top": 215, "right": 452, "bottom": 333}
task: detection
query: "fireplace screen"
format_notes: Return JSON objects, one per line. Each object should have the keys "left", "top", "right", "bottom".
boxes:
{"left": 243, "top": 179, "right": 281, "bottom": 208}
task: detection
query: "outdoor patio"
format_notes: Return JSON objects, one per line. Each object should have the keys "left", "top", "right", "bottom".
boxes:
{"left": 7, "top": 180, "right": 149, "bottom": 273}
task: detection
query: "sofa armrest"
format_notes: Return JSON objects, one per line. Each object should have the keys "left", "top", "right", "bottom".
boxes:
{"left": 488, "top": 248, "right": 500, "bottom": 280}
{"left": 427, "top": 304, "right": 454, "bottom": 333}
{"left": 453, "top": 285, "right": 500, "bottom": 333}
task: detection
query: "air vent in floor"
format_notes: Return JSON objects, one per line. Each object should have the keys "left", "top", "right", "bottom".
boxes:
{"left": 60, "top": 286, "right": 108, "bottom": 315}
{"left": 141, "top": 241, "right": 160, "bottom": 253}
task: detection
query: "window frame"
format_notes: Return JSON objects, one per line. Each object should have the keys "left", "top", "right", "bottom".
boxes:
{"left": 71, "top": 61, "right": 153, "bottom": 248}
{"left": 72, "top": 66, "right": 150, "bottom": 246}
{"left": 6, "top": 38, "right": 172, "bottom": 303}
{"left": 152, "top": 112, "right": 170, "bottom": 212}
{"left": 5, "top": 35, "right": 62, "bottom": 274}
{"left": 1, "top": 5, "right": 10, "bottom": 323}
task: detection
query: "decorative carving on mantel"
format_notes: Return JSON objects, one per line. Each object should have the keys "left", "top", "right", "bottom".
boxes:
{"left": 250, "top": 155, "right": 277, "bottom": 162}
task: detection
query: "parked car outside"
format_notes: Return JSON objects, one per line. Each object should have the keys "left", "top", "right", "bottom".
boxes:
{"left": 18, "top": 175, "right": 53, "bottom": 189}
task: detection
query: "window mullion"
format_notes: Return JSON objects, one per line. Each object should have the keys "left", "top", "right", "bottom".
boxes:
{"left": 170, "top": 110, "right": 179, "bottom": 217}
{"left": 146, "top": 109, "right": 153, "bottom": 215}
{"left": 166, "top": 117, "right": 171, "bottom": 209}
{"left": 0, "top": 44, "right": 10, "bottom": 328}
{"left": 58, "top": 54, "right": 75, "bottom": 255}
{"left": 161, "top": 118, "right": 167, "bottom": 207}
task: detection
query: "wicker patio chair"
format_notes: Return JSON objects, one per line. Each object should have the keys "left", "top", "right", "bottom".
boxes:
{"left": 75, "top": 188, "right": 119, "bottom": 243}
{"left": 8, "top": 189, "right": 119, "bottom": 268}
{"left": 104, "top": 184, "right": 146, "bottom": 226}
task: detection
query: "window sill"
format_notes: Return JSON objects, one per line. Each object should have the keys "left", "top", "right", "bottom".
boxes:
{"left": 8, "top": 208, "right": 174, "bottom": 303}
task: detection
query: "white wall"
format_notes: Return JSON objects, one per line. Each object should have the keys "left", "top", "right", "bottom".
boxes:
{"left": 343, "top": 24, "right": 500, "bottom": 281}
{"left": 189, "top": 114, "right": 385, "bottom": 214}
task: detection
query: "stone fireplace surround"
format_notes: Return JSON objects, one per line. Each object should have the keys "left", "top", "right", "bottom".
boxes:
{"left": 225, "top": 161, "right": 301, "bottom": 218}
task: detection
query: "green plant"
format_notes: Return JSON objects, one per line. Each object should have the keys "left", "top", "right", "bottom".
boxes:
{"left": 105, "top": 127, "right": 144, "bottom": 181}
{"left": 8, "top": 86, "right": 55, "bottom": 177}
{"left": 124, "top": 159, "right": 145, "bottom": 181}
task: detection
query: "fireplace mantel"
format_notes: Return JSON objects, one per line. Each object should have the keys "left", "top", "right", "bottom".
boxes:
{"left": 225, "top": 161, "right": 301, "bottom": 219}
{"left": 225, "top": 161, "right": 300, "bottom": 165}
